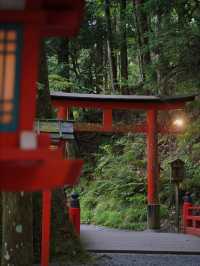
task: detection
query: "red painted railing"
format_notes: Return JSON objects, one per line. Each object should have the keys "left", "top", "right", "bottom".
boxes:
{"left": 182, "top": 202, "right": 200, "bottom": 237}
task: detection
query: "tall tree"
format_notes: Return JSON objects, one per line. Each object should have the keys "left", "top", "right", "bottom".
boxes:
{"left": 105, "top": 0, "right": 118, "bottom": 93}
{"left": 120, "top": 0, "right": 129, "bottom": 94}
{"left": 133, "top": 0, "right": 151, "bottom": 82}
{"left": 57, "top": 38, "right": 70, "bottom": 80}
{"left": 37, "top": 40, "right": 52, "bottom": 118}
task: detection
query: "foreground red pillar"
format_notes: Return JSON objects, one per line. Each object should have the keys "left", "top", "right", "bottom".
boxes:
{"left": 147, "top": 109, "right": 160, "bottom": 229}
{"left": 41, "top": 191, "right": 52, "bottom": 266}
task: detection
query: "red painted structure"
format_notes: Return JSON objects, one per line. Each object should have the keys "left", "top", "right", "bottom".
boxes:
{"left": 0, "top": 1, "right": 84, "bottom": 266}
{"left": 69, "top": 207, "right": 81, "bottom": 235}
{"left": 51, "top": 92, "right": 195, "bottom": 230}
{"left": 182, "top": 202, "right": 200, "bottom": 237}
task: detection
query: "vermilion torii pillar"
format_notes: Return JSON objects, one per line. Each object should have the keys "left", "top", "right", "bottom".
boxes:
{"left": 147, "top": 109, "right": 159, "bottom": 229}
{"left": 51, "top": 92, "right": 195, "bottom": 230}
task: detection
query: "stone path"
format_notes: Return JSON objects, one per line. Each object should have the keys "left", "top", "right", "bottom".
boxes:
{"left": 80, "top": 224, "right": 200, "bottom": 254}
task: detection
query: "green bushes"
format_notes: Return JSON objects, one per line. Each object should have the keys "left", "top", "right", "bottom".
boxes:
{"left": 79, "top": 135, "right": 149, "bottom": 230}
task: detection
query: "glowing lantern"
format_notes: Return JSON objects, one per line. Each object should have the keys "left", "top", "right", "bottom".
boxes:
{"left": 0, "top": 25, "right": 22, "bottom": 131}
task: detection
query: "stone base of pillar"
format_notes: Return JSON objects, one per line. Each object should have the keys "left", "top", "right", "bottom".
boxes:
{"left": 147, "top": 204, "right": 160, "bottom": 230}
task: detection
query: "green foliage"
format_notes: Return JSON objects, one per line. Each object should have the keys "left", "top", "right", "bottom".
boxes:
{"left": 48, "top": 74, "right": 72, "bottom": 91}
{"left": 79, "top": 135, "right": 148, "bottom": 230}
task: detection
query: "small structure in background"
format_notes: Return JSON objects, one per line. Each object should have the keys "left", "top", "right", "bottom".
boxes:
{"left": 170, "top": 159, "right": 185, "bottom": 232}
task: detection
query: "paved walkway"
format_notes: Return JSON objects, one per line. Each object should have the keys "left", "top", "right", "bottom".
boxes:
{"left": 80, "top": 224, "right": 200, "bottom": 254}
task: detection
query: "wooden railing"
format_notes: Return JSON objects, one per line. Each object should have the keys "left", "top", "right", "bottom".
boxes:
{"left": 182, "top": 202, "right": 200, "bottom": 237}
{"left": 35, "top": 119, "right": 74, "bottom": 140}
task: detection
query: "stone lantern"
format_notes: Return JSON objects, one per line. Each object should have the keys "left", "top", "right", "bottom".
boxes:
{"left": 170, "top": 158, "right": 185, "bottom": 232}
{"left": 171, "top": 158, "right": 185, "bottom": 183}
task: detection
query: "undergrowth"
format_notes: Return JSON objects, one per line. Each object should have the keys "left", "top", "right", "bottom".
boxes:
{"left": 77, "top": 134, "right": 169, "bottom": 231}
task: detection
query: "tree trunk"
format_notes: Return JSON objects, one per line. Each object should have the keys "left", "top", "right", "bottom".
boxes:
{"left": 57, "top": 38, "right": 70, "bottom": 80}
{"left": 95, "top": 37, "right": 104, "bottom": 93}
{"left": 1, "top": 192, "right": 33, "bottom": 266}
{"left": 37, "top": 40, "right": 52, "bottom": 118}
{"left": 120, "top": 0, "right": 129, "bottom": 94}
{"left": 105, "top": 0, "right": 118, "bottom": 93}
{"left": 133, "top": 0, "right": 151, "bottom": 81}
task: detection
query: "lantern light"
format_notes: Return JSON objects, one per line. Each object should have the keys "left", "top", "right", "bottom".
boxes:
{"left": 173, "top": 118, "right": 185, "bottom": 128}
{"left": 0, "top": 0, "right": 25, "bottom": 10}
{"left": 0, "top": 24, "right": 22, "bottom": 131}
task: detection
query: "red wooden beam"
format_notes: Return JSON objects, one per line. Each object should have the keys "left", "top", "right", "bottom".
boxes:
{"left": 0, "top": 9, "right": 84, "bottom": 37}
{"left": 26, "top": 0, "right": 85, "bottom": 37}
{"left": 52, "top": 99, "right": 185, "bottom": 111}
{"left": 42, "top": 10, "right": 84, "bottom": 37}
{"left": 26, "top": 0, "right": 84, "bottom": 10}
{"left": 0, "top": 148, "right": 62, "bottom": 161}
{"left": 73, "top": 122, "right": 185, "bottom": 134}
{"left": 0, "top": 159, "right": 83, "bottom": 191}
{"left": 0, "top": 11, "right": 45, "bottom": 23}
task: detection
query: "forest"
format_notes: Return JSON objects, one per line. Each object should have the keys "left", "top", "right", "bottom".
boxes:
{"left": 38, "top": 0, "right": 200, "bottom": 232}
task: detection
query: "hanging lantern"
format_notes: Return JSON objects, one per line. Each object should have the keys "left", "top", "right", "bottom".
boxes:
{"left": 0, "top": 24, "right": 22, "bottom": 131}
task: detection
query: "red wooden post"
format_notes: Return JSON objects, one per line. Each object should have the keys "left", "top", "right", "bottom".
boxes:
{"left": 69, "top": 208, "right": 80, "bottom": 236}
{"left": 182, "top": 197, "right": 192, "bottom": 233}
{"left": 41, "top": 190, "right": 52, "bottom": 266}
{"left": 57, "top": 106, "right": 69, "bottom": 120}
{"left": 69, "top": 192, "right": 80, "bottom": 236}
{"left": 147, "top": 109, "right": 160, "bottom": 229}
{"left": 103, "top": 109, "right": 112, "bottom": 131}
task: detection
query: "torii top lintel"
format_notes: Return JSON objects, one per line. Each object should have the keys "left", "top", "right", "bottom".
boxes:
{"left": 51, "top": 92, "right": 195, "bottom": 134}
{"left": 51, "top": 92, "right": 195, "bottom": 110}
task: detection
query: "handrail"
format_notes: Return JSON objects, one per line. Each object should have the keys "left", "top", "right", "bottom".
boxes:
{"left": 182, "top": 203, "right": 200, "bottom": 237}
{"left": 35, "top": 119, "right": 74, "bottom": 139}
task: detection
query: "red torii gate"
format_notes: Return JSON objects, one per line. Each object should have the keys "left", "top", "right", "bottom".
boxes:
{"left": 51, "top": 92, "right": 195, "bottom": 229}
{"left": 0, "top": 1, "right": 84, "bottom": 266}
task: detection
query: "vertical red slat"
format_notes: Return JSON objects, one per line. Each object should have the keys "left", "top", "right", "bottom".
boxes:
{"left": 41, "top": 190, "right": 52, "bottom": 266}
{"left": 57, "top": 106, "right": 68, "bottom": 120}
{"left": 103, "top": 109, "right": 112, "bottom": 131}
